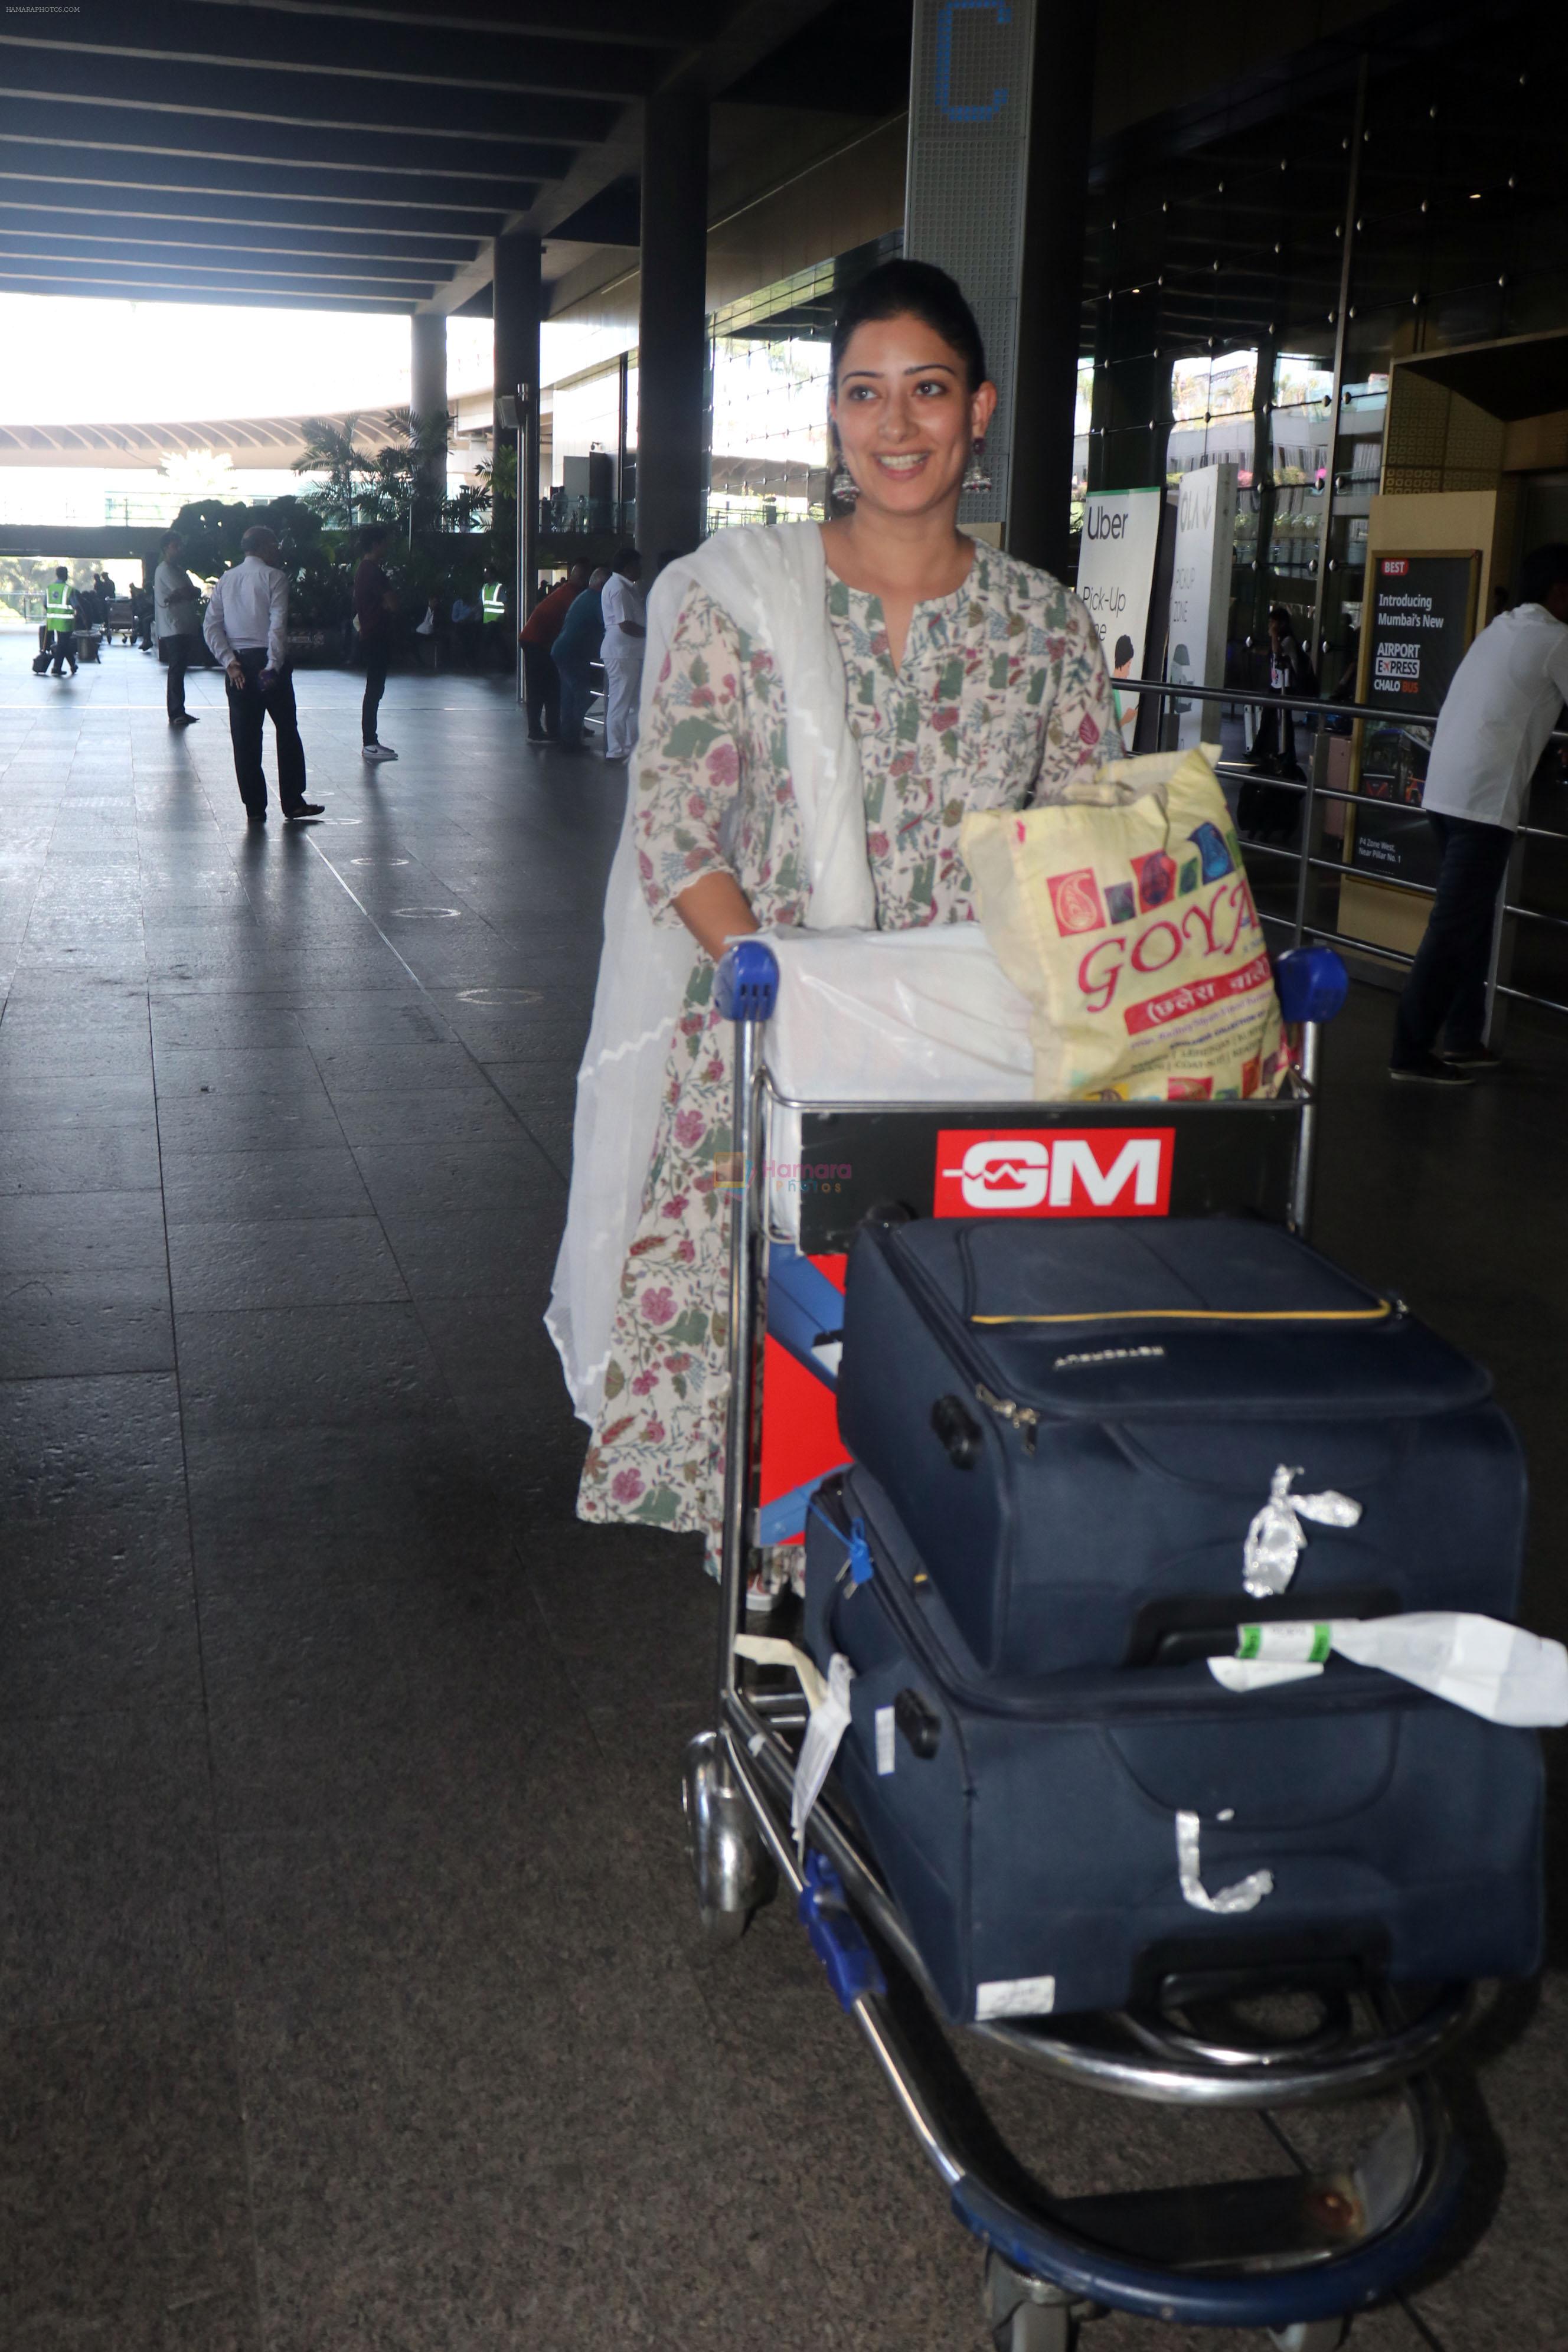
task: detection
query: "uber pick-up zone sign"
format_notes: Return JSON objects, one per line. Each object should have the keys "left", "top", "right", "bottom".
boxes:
{"left": 789, "top": 1102, "right": 1299, "bottom": 1252}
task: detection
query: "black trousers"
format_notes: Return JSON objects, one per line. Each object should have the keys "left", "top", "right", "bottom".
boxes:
{"left": 47, "top": 627, "right": 76, "bottom": 675}
{"left": 224, "top": 647, "right": 307, "bottom": 815}
{"left": 522, "top": 641, "right": 560, "bottom": 740}
{"left": 160, "top": 633, "right": 193, "bottom": 718}
{"left": 1391, "top": 811, "right": 1513, "bottom": 1064}
{"left": 361, "top": 641, "right": 389, "bottom": 746}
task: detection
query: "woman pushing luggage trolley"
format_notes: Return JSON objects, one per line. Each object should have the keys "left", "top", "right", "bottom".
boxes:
{"left": 546, "top": 256, "right": 1559, "bottom": 2347}
{"left": 680, "top": 930, "right": 1556, "bottom": 2351}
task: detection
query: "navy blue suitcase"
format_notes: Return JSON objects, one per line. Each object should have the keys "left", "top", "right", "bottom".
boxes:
{"left": 804, "top": 1468, "right": 1546, "bottom": 2025}
{"left": 836, "top": 1217, "right": 1526, "bottom": 1676}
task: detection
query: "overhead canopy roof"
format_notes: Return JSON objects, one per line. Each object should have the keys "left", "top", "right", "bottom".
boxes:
{"left": 0, "top": 0, "right": 836, "bottom": 315}
{"left": 0, "top": 408, "right": 408, "bottom": 468}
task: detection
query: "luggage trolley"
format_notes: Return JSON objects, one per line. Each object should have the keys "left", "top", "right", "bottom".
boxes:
{"left": 681, "top": 936, "right": 1476, "bottom": 2352}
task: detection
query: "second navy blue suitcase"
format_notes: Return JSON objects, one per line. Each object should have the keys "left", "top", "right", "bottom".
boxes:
{"left": 835, "top": 1216, "right": 1527, "bottom": 1677}
{"left": 804, "top": 1469, "right": 1546, "bottom": 2025}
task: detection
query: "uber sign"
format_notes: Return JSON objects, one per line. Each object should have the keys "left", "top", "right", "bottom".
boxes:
{"left": 934, "top": 1128, "right": 1175, "bottom": 1219}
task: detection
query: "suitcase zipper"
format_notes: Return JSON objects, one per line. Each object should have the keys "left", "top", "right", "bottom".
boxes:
{"left": 975, "top": 1381, "right": 1040, "bottom": 1455}
{"left": 875, "top": 1233, "right": 1064, "bottom": 1445}
{"left": 872, "top": 1233, "right": 1445, "bottom": 1426}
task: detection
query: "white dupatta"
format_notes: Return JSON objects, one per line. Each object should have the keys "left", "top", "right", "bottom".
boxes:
{"left": 547, "top": 522, "right": 875, "bottom": 1422}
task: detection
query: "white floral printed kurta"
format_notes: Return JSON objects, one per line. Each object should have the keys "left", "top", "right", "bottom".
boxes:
{"left": 577, "top": 541, "right": 1116, "bottom": 1563}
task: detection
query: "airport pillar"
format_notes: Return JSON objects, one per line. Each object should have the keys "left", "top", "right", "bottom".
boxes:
{"left": 905, "top": 0, "right": 1097, "bottom": 577}
{"left": 638, "top": 71, "right": 710, "bottom": 561}
{"left": 493, "top": 230, "right": 542, "bottom": 669}
{"left": 411, "top": 310, "right": 448, "bottom": 506}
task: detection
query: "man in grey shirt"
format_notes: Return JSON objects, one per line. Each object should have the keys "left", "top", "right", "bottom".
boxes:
{"left": 153, "top": 532, "right": 203, "bottom": 727}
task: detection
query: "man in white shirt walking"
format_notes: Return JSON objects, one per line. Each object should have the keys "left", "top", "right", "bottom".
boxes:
{"left": 1390, "top": 543, "right": 1568, "bottom": 1083}
{"left": 202, "top": 524, "right": 322, "bottom": 825}
{"left": 598, "top": 545, "right": 645, "bottom": 760}
{"left": 153, "top": 531, "right": 203, "bottom": 728}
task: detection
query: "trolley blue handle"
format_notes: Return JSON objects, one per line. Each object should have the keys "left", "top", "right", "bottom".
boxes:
{"left": 716, "top": 938, "right": 779, "bottom": 1023}
{"left": 1275, "top": 942, "right": 1349, "bottom": 1027}
{"left": 950, "top": 2116, "right": 1465, "bottom": 2330}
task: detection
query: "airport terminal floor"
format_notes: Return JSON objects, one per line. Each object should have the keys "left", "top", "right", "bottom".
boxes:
{"left": 0, "top": 633, "right": 1563, "bottom": 2351}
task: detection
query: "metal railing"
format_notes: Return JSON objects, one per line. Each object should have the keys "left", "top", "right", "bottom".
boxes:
{"left": 1121, "top": 677, "right": 1568, "bottom": 1034}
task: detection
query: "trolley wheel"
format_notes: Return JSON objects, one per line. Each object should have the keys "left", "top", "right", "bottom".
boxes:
{"left": 680, "top": 1730, "right": 777, "bottom": 1943}
{"left": 982, "top": 2250, "right": 1080, "bottom": 2352}
{"left": 697, "top": 1902, "right": 750, "bottom": 1946}
{"left": 1267, "top": 2324, "right": 1349, "bottom": 2351}
{"left": 995, "top": 2305, "right": 1074, "bottom": 2352}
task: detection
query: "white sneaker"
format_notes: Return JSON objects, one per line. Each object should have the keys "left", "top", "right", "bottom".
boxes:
{"left": 362, "top": 743, "right": 398, "bottom": 762}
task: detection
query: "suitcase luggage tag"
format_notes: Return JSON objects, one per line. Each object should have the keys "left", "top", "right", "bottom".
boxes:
{"left": 1211, "top": 1613, "right": 1568, "bottom": 1724}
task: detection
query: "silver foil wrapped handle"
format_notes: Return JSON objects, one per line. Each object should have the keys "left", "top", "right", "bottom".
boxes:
{"left": 1242, "top": 1464, "right": 1362, "bottom": 1598}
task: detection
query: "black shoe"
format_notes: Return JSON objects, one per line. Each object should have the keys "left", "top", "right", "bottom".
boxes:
{"left": 246, "top": 811, "right": 267, "bottom": 827}
{"left": 1442, "top": 1043, "right": 1503, "bottom": 1071}
{"left": 1389, "top": 1054, "right": 1473, "bottom": 1087}
{"left": 283, "top": 802, "right": 325, "bottom": 821}
{"left": 169, "top": 713, "right": 198, "bottom": 727}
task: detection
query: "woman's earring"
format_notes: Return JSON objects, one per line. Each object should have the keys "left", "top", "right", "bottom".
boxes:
{"left": 963, "top": 439, "right": 992, "bottom": 494}
{"left": 831, "top": 459, "right": 859, "bottom": 504}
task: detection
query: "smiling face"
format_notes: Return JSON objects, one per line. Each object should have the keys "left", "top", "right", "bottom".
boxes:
{"left": 829, "top": 312, "right": 996, "bottom": 520}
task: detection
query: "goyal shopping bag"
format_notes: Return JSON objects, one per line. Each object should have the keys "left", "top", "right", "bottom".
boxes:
{"left": 960, "top": 749, "right": 1287, "bottom": 1102}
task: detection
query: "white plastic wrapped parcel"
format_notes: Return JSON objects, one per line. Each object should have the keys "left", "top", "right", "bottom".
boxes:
{"left": 756, "top": 925, "right": 1035, "bottom": 1244}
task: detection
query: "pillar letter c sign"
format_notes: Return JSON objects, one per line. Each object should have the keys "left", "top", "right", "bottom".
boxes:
{"left": 935, "top": 0, "right": 1012, "bottom": 125}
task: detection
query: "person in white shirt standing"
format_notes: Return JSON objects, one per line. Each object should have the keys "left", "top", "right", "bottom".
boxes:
{"left": 1390, "top": 542, "right": 1568, "bottom": 1084}
{"left": 153, "top": 531, "right": 203, "bottom": 729}
{"left": 597, "top": 545, "right": 646, "bottom": 760}
{"left": 202, "top": 524, "right": 323, "bottom": 826}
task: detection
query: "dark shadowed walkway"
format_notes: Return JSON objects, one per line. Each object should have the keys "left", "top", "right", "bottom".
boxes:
{"left": 0, "top": 632, "right": 1562, "bottom": 2351}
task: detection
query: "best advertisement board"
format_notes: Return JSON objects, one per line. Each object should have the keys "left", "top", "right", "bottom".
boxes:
{"left": 1167, "top": 463, "right": 1239, "bottom": 749}
{"left": 1074, "top": 489, "right": 1162, "bottom": 753}
{"left": 1350, "top": 551, "right": 1480, "bottom": 885}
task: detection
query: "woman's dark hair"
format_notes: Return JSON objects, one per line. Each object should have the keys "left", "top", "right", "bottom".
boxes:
{"left": 1113, "top": 634, "right": 1135, "bottom": 667}
{"left": 829, "top": 259, "right": 988, "bottom": 394}
{"left": 1268, "top": 603, "right": 1296, "bottom": 631}
{"left": 362, "top": 523, "right": 390, "bottom": 550}
{"left": 1518, "top": 543, "right": 1568, "bottom": 607}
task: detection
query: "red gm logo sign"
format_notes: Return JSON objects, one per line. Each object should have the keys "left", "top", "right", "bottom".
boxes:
{"left": 935, "top": 1128, "right": 1175, "bottom": 1219}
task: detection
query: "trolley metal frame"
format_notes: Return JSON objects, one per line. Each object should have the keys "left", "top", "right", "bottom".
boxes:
{"left": 681, "top": 936, "right": 1472, "bottom": 2351}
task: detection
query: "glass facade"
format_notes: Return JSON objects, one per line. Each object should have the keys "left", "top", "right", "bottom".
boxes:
{"left": 1077, "top": 17, "right": 1566, "bottom": 694}
{"left": 705, "top": 236, "right": 901, "bottom": 535}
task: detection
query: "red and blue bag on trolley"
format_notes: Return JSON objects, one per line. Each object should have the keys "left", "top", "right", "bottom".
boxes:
{"left": 801, "top": 1216, "right": 1543, "bottom": 2023}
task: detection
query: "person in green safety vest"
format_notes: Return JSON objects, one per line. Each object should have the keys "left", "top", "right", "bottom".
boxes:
{"left": 481, "top": 579, "right": 507, "bottom": 668}
{"left": 43, "top": 567, "right": 79, "bottom": 677}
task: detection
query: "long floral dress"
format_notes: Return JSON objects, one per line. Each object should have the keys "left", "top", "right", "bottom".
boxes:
{"left": 577, "top": 540, "right": 1116, "bottom": 1564}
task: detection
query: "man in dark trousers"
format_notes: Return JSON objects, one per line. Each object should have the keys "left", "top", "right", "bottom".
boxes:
{"left": 202, "top": 524, "right": 323, "bottom": 826}
{"left": 1239, "top": 603, "right": 1316, "bottom": 841}
{"left": 154, "top": 531, "right": 203, "bottom": 727}
{"left": 519, "top": 561, "right": 589, "bottom": 744}
{"left": 1390, "top": 542, "right": 1568, "bottom": 1084}
{"left": 43, "top": 566, "right": 79, "bottom": 675}
{"left": 354, "top": 523, "right": 398, "bottom": 763}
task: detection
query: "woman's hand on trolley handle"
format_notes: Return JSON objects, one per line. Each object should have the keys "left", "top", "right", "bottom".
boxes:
{"left": 674, "top": 870, "right": 760, "bottom": 963}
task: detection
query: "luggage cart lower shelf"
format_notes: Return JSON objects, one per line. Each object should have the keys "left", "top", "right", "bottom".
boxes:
{"left": 681, "top": 938, "right": 1478, "bottom": 2349}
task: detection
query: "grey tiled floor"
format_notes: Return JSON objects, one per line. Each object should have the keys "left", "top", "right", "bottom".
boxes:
{"left": 0, "top": 634, "right": 1562, "bottom": 2350}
